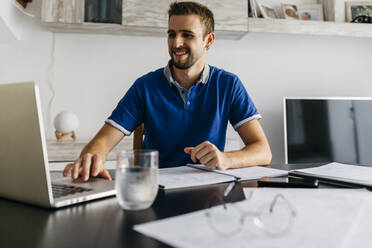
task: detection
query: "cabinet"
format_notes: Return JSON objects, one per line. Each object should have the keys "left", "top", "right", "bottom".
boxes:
{"left": 41, "top": 0, "right": 248, "bottom": 40}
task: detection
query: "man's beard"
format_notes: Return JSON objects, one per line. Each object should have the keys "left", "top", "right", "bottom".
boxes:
{"left": 170, "top": 48, "right": 197, "bottom": 70}
{"left": 171, "top": 57, "right": 195, "bottom": 69}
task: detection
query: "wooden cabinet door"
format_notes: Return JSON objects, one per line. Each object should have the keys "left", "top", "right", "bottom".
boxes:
{"left": 205, "top": 0, "right": 248, "bottom": 32}
{"left": 122, "top": 0, "right": 172, "bottom": 28}
{"left": 42, "top": 0, "right": 84, "bottom": 24}
{"left": 122, "top": 0, "right": 247, "bottom": 33}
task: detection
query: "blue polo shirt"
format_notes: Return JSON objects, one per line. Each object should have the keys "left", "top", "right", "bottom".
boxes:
{"left": 106, "top": 64, "right": 261, "bottom": 168}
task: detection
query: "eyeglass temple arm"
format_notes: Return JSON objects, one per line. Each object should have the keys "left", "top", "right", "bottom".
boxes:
{"left": 269, "top": 194, "right": 285, "bottom": 213}
{"left": 269, "top": 194, "right": 297, "bottom": 216}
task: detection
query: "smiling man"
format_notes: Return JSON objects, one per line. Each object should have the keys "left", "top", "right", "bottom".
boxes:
{"left": 63, "top": 1, "right": 272, "bottom": 181}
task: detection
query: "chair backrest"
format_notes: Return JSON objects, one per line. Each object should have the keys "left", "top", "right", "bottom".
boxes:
{"left": 133, "top": 123, "right": 144, "bottom": 150}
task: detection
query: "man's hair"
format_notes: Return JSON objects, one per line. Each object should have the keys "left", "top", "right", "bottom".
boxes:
{"left": 168, "top": 1, "right": 214, "bottom": 38}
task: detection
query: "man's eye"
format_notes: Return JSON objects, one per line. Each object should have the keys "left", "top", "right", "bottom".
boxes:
{"left": 168, "top": 33, "right": 176, "bottom": 38}
{"left": 182, "top": 33, "right": 193, "bottom": 38}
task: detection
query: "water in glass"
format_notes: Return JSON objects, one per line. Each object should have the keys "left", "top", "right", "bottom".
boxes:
{"left": 116, "top": 150, "right": 158, "bottom": 210}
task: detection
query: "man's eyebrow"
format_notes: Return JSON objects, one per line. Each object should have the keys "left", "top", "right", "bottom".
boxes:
{"left": 180, "top": 30, "right": 194, "bottom": 34}
{"left": 167, "top": 29, "right": 195, "bottom": 34}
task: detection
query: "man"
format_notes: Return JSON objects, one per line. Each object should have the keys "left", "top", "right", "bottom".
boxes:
{"left": 63, "top": 1, "right": 272, "bottom": 181}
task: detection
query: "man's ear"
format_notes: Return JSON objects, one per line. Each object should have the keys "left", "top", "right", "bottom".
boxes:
{"left": 205, "top": 32, "right": 215, "bottom": 50}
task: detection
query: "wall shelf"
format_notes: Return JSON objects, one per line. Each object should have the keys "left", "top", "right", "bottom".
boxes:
{"left": 43, "top": 16, "right": 372, "bottom": 40}
{"left": 41, "top": 21, "right": 247, "bottom": 40}
{"left": 249, "top": 18, "right": 372, "bottom": 38}
{"left": 41, "top": 1, "right": 372, "bottom": 39}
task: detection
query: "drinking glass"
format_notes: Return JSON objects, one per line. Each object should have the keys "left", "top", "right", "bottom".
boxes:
{"left": 116, "top": 150, "right": 159, "bottom": 210}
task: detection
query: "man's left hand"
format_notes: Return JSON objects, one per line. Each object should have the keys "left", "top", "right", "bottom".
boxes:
{"left": 184, "top": 141, "right": 231, "bottom": 170}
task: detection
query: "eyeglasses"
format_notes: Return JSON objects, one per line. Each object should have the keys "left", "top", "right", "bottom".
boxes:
{"left": 204, "top": 191, "right": 297, "bottom": 237}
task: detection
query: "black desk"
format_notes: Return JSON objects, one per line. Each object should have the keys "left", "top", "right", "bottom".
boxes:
{"left": 0, "top": 178, "right": 246, "bottom": 248}
{"left": 0, "top": 164, "right": 324, "bottom": 248}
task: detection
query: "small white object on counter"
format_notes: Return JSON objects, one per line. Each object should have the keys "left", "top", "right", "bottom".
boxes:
{"left": 54, "top": 111, "right": 79, "bottom": 134}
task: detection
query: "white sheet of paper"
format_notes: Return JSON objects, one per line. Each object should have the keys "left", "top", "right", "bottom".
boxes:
{"left": 242, "top": 188, "right": 372, "bottom": 248}
{"left": 134, "top": 188, "right": 372, "bottom": 248}
{"left": 214, "top": 165, "right": 288, "bottom": 180}
{"left": 158, "top": 166, "right": 233, "bottom": 189}
{"left": 340, "top": 204, "right": 372, "bottom": 248}
{"left": 293, "top": 162, "right": 372, "bottom": 186}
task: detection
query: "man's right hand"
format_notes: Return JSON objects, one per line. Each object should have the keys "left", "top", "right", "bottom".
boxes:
{"left": 63, "top": 153, "right": 112, "bottom": 181}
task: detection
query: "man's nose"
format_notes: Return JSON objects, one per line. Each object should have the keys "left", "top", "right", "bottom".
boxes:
{"left": 173, "top": 34, "right": 184, "bottom": 47}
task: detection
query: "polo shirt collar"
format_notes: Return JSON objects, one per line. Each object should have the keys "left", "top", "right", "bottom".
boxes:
{"left": 163, "top": 61, "right": 210, "bottom": 87}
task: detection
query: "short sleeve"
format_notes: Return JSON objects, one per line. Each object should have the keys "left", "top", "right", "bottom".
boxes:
{"left": 105, "top": 80, "right": 144, "bottom": 135}
{"left": 229, "top": 78, "right": 261, "bottom": 130}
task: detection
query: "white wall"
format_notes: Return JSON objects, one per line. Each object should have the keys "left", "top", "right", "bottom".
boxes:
{"left": 1, "top": 0, "right": 371, "bottom": 164}
{"left": 0, "top": 0, "right": 26, "bottom": 42}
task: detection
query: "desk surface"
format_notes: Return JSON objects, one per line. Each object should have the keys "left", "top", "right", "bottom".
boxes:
{"left": 0, "top": 164, "right": 323, "bottom": 248}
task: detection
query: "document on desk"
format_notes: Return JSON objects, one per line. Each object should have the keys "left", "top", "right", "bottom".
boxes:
{"left": 134, "top": 188, "right": 372, "bottom": 248}
{"left": 158, "top": 164, "right": 287, "bottom": 190}
{"left": 289, "top": 162, "right": 372, "bottom": 187}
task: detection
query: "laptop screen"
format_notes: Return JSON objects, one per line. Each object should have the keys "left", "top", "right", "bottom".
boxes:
{"left": 284, "top": 98, "right": 372, "bottom": 166}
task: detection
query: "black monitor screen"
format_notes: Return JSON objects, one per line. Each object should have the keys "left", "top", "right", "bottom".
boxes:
{"left": 285, "top": 98, "right": 372, "bottom": 165}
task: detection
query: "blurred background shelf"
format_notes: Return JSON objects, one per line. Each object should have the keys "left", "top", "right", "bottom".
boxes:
{"left": 249, "top": 17, "right": 372, "bottom": 38}
{"left": 47, "top": 138, "right": 132, "bottom": 162}
{"left": 41, "top": 0, "right": 248, "bottom": 40}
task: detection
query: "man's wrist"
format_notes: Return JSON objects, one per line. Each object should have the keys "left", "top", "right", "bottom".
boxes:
{"left": 79, "top": 151, "right": 107, "bottom": 161}
{"left": 222, "top": 152, "right": 234, "bottom": 170}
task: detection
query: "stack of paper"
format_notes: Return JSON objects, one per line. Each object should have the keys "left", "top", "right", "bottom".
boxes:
{"left": 290, "top": 162, "right": 372, "bottom": 187}
{"left": 158, "top": 165, "right": 287, "bottom": 189}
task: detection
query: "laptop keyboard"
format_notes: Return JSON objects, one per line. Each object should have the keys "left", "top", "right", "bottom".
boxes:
{"left": 52, "top": 184, "right": 93, "bottom": 198}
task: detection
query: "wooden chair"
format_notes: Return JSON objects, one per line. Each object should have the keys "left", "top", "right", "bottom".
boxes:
{"left": 133, "top": 123, "right": 144, "bottom": 150}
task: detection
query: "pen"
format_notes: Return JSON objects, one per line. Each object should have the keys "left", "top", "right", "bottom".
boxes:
{"left": 257, "top": 179, "right": 319, "bottom": 188}
{"left": 224, "top": 181, "right": 237, "bottom": 198}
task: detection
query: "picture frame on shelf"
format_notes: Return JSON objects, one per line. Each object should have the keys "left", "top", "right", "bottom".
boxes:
{"left": 298, "top": 4, "right": 324, "bottom": 21}
{"left": 257, "top": 3, "right": 278, "bottom": 19}
{"left": 281, "top": 3, "right": 299, "bottom": 19}
{"left": 345, "top": 2, "right": 372, "bottom": 22}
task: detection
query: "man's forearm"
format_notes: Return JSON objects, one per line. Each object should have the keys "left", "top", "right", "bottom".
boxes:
{"left": 79, "top": 123, "right": 125, "bottom": 160}
{"left": 225, "top": 140, "right": 272, "bottom": 169}
{"left": 80, "top": 138, "right": 111, "bottom": 160}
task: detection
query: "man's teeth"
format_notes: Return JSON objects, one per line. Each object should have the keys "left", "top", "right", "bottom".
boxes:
{"left": 174, "top": 51, "right": 187, "bottom": 55}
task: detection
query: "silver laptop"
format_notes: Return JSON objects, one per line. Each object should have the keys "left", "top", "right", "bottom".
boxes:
{"left": 0, "top": 82, "right": 115, "bottom": 208}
